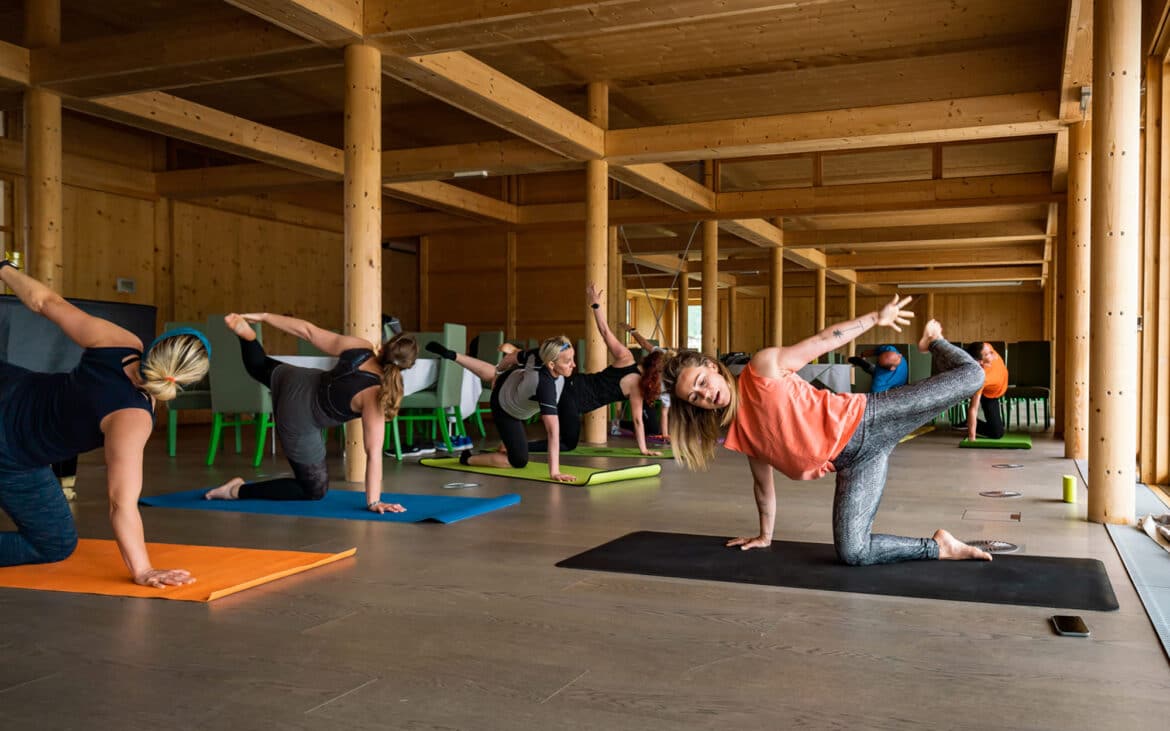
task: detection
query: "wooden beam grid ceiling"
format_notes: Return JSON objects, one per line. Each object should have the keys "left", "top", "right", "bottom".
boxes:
{"left": 4, "top": 1, "right": 1061, "bottom": 283}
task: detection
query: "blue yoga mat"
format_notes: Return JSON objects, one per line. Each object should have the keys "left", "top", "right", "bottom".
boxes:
{"left": 140, "top": 488, "right": 520, "bottom": 524}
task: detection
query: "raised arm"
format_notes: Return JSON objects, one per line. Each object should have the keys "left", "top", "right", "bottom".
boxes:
{"left": 0, "top": 261, "right": 140, "bottom": 349}
{"left": 103, "top": 410, "right": 194, "bottom": 586}
{"left": 755, "top": 295, "right": 914, "bottom": 375}
{"left": 586, "top": 283, "right": 634, "bottom": 367}
{"left": 726, "top": 456, "right": 777, "bottom": 551}
{"left": 619, "top": 322, "right": 656, "bottom": 353}
{"left": 242, "top": 312, "right": 370, "bottom": 356}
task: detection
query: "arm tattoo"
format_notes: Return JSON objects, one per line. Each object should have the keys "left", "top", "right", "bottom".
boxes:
{"left": 832, "top": 329, "right": 844, "bottom": 339}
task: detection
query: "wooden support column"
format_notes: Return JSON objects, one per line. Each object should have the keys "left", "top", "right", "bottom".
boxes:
{"left": 1141, "top": 56, "right": 1169, "bottom": 486}
{"left": 505, "top": 231, "right": 517, "bottom": 338}
{"left": 726, "top": 285, "right": 737, "bottom": 353}
{"left": 701, "top": 219, "right": 718, "bottom": 353}
{"left": 926, "top": 292, "right": 936, "bottom": 320}
{"left": 1053, "top": 201, "right": 1067, "bottom": 438}
{"left": 24, "top": 1, "right": 62, "bottom": 289}
{"left": 1088, "top": 0, "right": 1139, "bottom": 524}
{"left": 846, "top": 282, "right": 857, "bottom": 357}
{"left": 1066, "top": 119, "right": 1091, "bottom": 459}
{"left": 677, "top": 262, "right": 690, "bottom": 348}
{"left": 768, "top": 224, "right": 784, "bottom": 347}
{"left": 342, "top": 44, "right": 382, "bottom": 482}
{"left": 583, "top": 81, "right": 609, "bottom": 444}
{"left": 815, "top": 268, "right": 827, "bottom": 332}
{"left": 608, "top": 226, "right": 622, "bottom": 325}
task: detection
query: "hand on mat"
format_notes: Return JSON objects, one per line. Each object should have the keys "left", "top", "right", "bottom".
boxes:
{"left": 726, "top": 535, "right": 772, "bottom": 551}
{"left": 550, "top": 472, "right": 578, "bottom": 483}
{"left": 367, "top": 501, "right": 406, "bottom": 514}
{"left": 641, "top": 449, "right": 662, "bottom": 457}
{"left": 135, "top": 568, "right": 195, "bottom": 588}
{"left": 967, "top": 428, "right": 977, "bottom": 443}
{"left": 876, "top": 295, "right": 914, "bottom": 333}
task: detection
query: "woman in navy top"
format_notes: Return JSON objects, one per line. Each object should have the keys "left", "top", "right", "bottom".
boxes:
{"left": 204, "top": 312, "right": 417, "bottom": 513}
{"left": 0, "top": 259, "right": 209, "bottom": 586}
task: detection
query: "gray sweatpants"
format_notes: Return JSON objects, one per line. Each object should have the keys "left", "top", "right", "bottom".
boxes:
{"left": 830, "top": 338, "right": 984, "bottom": 565}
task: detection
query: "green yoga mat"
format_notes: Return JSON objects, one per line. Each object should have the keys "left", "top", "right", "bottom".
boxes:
{"left": 960, "top": 432, "right": 1033, "bottom": 449}
{"left": 420, "top": 457, "right": 662, "bottom": 485}
{"left": 534, "top": 446, "right": 673, "bottom": 459}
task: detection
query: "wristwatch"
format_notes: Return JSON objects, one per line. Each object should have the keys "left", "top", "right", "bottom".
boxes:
{"left": 0, "top": 259, "right": 15, "bottom": 272}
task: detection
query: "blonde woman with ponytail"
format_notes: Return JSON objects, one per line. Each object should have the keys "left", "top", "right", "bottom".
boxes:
{"left": 665, "top": 297, "right": 993, "bottom": 567}
{"left": 206, "top": 312, "right": 417, "bottom": 514}
{"left": 0, "top": 260, "right": 208, "bottom": 585}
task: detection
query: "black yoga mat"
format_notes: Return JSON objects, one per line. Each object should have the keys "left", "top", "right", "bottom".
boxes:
{"left": 557, "top": 531, "right": 1119, "bottom": 611}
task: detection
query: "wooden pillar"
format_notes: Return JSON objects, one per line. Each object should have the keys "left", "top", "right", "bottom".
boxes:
{"left": 505, "top": 232, "right": 517, "bottom": 338}
{"left": 342, "top": 44, "right": 382, "bottom": 482}
{"left": 701, "top": 220, "right": 718, "bottom": 354}
{"left": 768, "top": 246, "right": 783, "bottom": 347}
{"left": 846, "top": 282, "right": 857, "bottom": 357}
{"left": 23, "top": 1, "right": 62, "bottom": 289}
{"left": 1066, "top": 119, "right": 1091, "bottom": 459}
{"left": 1141, "top": 56, "right": 1170, "bottom": 486}
{"left": 583, "top": 81, "right": 609, "bottom": 443}
{"left": 1053, "top": 202, "right": 1068, "bottom": 438}
{"left": 926, "top": 292, "right": 936, "bottom": 320}
{"left": 608, "top": 226, "right": 622, "bottom": 324}
{"left": 726, "top": 285, "right": 737, "bottom": 352}
{"left": 677, "top": 263, "right": 690, "bottom": 348}
{"left": 1088, "top": 0, "right": 1140, "bottom": 524}
{"left": 815, "top": 268, "right": 826, "bottom": 332}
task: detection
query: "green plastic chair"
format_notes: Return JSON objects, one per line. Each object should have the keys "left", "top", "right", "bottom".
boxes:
{"left": 1005, "top": 340, "right": 1051, "bottom": 430}
{"left": 907, "top": 348, "right": 932, "bottom": 385}
{"left": 471, "top": 330, "right": 504, "bottom": 437}
{"left": 204, "top": 315, "right": 273, "bottom": 467}
{"left": 388, "top": 324, "right": 468, "bottom": 459}
{"left": 162, "top": 320, "right": 212, "bottom": 457}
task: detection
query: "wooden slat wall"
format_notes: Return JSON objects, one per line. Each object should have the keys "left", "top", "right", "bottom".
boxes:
{"left": 383, "top": 249, "right": 419, "bottom": 332}
{"left": 61, "top": 186, "right": 155, "bottom": 305}
{"left": 171, "top": 201, "right": 343, "bottom": 354}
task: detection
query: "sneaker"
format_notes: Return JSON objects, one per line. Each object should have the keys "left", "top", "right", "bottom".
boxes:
{"left": 454, "top": 435, "right": 474, "bottom": 449}
{"left": 388, "top": 443, "right": 434, "bottom": 458}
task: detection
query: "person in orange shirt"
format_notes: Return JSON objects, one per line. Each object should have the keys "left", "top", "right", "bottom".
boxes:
{"left": 663, "top": 298, "right": 992, "bottom": 566}
{"left": 963, "top": 342, "right": 1008, "bottom": 442}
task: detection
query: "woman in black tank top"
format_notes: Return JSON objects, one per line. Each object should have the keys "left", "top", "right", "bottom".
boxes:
{"left": 0, "top": 260, "right": 210, "bottom": 586}
{"left": 204, "top": 312, "right": 417, "bottom": 513}
{"left": 529, "top": 284, "right": 665, "bottom": 457}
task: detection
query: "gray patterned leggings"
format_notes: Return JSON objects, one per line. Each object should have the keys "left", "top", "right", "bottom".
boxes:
{"left": 830, "top": 338, "right": 984, "bottom": 565}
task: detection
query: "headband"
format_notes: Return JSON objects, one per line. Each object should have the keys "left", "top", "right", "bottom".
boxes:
{"left": 559, "top": 341, "right": 572, "bottom": 352}
{"left": 145, "top": 326, "right": 212, "bottom": 359}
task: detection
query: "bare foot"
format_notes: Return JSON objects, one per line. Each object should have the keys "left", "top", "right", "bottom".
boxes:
{"left": 224, "top": 313, "right": 256, "bottom": 341}
{"left": 917, "top": 319, "right": 943, "bottom": 352}
{"left": 495, "top": 442, "right": 508, "bottom": 454}
{"left": 497, "top": 342, "right": 519, "bottom": 355}
{"left": 933, "top": 529, "right": 992, "bottom": 561}
{"left": 205, "top": 477, "right": 244, "bottom": 500}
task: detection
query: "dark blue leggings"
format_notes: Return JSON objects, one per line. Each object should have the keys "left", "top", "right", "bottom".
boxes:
{"left": 0, "top": 463, "right": 78, "bottom": 566}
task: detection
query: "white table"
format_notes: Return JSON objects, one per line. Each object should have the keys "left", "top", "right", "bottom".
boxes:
{"left": 271, "top": 355, "right": 483, "bottom": 418}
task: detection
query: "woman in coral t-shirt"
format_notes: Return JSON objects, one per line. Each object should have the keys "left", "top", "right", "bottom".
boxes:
{"left": 963, "top": 342, "right": 1009, "bottom": 442}
{"left": 663, "top": 297, "right": 992, "bottom": 566}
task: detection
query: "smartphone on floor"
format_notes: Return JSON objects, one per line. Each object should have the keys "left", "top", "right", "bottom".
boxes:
{"left": 1051, "top": 615, "right": 1090, "bottom": 637}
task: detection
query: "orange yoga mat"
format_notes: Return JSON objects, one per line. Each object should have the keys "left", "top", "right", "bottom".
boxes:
{"left": 0, "top": 539, "right": 356, "bottom": 602}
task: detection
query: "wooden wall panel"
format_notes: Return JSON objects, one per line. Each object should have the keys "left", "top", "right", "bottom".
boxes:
{"left": 423, "top": 228, "right": 507, "bottom": 336}
{"left": 171, "top": 201, "right": 344, "bottom": 354}
{"left": 515, "top": 228, "right": 585, "bottom": 341}
{"left": 733, "top": 296, "right": 766, "bottom": 353}
{"left": 383, "top": 249, "right": 419, "bottom": 331}
{"left": 60, "top": 186, "right": 155, "bottom": 305}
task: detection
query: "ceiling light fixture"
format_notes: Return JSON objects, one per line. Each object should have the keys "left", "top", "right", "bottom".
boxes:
{"left": 899, "top": 281, "right": 1024, "bottom": 289}
{"left": 452, "top": 170, "right": 489, "bottom": 178}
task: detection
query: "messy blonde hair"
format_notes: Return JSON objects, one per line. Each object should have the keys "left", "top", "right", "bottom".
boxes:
{"left": 662, "top": 350, "right": 739, "bottom": 471}
{"left": 140, "top": 335, "right": 210, "bottom": 402}
{"left": 377, "top": 333, "right": 418, "bottom": 418}
{"left": 538, "top": 335, "right": 573, "bottom": 366}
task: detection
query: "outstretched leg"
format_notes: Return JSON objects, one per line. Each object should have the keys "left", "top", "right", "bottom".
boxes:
{"left": 227, "top": 313, "right": 280, "bottom": 388}
{"left": 426, "top": 342, "right": 501, "bottom": 383}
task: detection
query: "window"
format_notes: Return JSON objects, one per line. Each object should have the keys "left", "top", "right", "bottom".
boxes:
{"left": 687, "top": 304, "right": 702, "bottom": 349}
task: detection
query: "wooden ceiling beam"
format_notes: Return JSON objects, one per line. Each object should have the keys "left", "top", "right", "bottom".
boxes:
{"left": 827, "top": 244, "right": 1047, "bottom": 270}
{"left": 783, "top": 221, "right": 1049, "bottom": 248}
{"left": 155, "top": 163, "right": 320, "bottom": 198}
{"left": 382, "top": 139, "right": 579, "bottom": 181}
{"left": 380, "top": 51, "right": 604, "bottom": 160}
{"left": 364, "top": 0, "right": 835, "bottom": 55}
{"left": 719, "top": 173, "right": 1057, "bottom": 219}
{"left": 66, "top": 91, "right": 344, "bottom": 178}
{"left": 1058, "top": 0, "right": 1093, "bottom": 122}
{"left": 0, "top": 39, "right": 29, "bottom": 89}
{"left": 858, "top": 265, "right": 1044, "bottom": 285}
{"left": 718, "top": 218, "right": 782, "bottom": 247}
{"left": 607, "top": 92, "right": 1063, "bottom": 165}
{"left": 382, "top": 180, "right": 519, "bottom": 223}
{"left": 31, "top": 17, "right": 339, "bottom": 97}
{"left": 609, "top": 163, "right": 715, "bottom": 212}
{"left": 222, "top": 0, "right": 362, "bottom": 46}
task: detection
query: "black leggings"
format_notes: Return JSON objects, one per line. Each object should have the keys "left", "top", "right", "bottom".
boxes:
{"left": 976, "top": 395, "right": 1006, "bottom": 439}
{"left": 234, "top": 336, "right": 331, "bottom": 501}
{"left": 491, "top": 375, "right": 537, "bottom": 469}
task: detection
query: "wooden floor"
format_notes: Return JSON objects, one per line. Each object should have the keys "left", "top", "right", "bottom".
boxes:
{"left": 1, "top": 427, "right": 1167, "bottom": 730}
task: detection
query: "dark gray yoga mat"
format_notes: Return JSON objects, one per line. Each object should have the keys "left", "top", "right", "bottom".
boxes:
{"left": 557, "top": 531, "right": 1119, "bottom": 611}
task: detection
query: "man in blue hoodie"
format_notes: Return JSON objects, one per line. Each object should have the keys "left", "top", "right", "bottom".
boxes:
{"left": 849, "top": 344, "right": 909, "bottom": 393}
